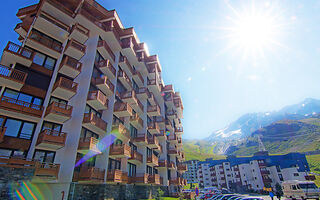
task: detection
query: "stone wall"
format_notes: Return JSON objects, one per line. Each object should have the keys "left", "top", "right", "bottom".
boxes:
{"left": 0, "top": 167, "right": 35, "bottom": 199}
{"left": 68, "top": 183, "right": 170, "bottom": 200}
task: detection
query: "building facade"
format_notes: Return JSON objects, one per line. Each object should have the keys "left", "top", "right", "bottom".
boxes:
{"left": 183, "top": 160, "right": 198, "bottom": 183}
{"left": 0, "top": 0, "right": 186, "bottom": 199}
{"left": 198, "top": 152, "right": 314, "bottom": 192}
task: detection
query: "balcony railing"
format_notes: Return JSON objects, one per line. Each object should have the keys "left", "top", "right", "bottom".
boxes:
{"left": 131, "top": 133, "right": 148, "bottom": 144}
{"left": 36, "top": 129, "right": 67, "bottom": 150}
{"left": 113, "top": 102, "right": 133, "bottom": 117}
{"left": 0, "top": 126, "right": 7, "bottom": 143}
{"left": 53, "top": 77, "right": 78, "bottom": 93}
{"left": 129, "top": 113, "right": 143, "bottom": 129}
{"left": 76, "top": 167, "right": 105, "bottom": 182}
{"left": 147, "top": 105, "right": 161, "bottom": 116}
{"left": 120, "top": 90, "right": 137, "bottom": 104}
{"left": 92, "top": 76, "right": 114, "bottom": 96}
{"left": 0, "top": 156, "right": 36, "bottom": 168}
{"left": 148, "top": 174, "right": 161, "bottom": 185}
{"left": 147, "top": 122, "right": 160, "bottom": 134}
{"left": 4, "top": 42, "right": 34, "bottom": 60}
{"left": 78, "top": 137, "right": 101, "bottom": 154}
{"left": 177, "top": 163, "right": 187, "bottom": 171}
{"left": 39, "top": 11, "right": 70, "bottom": 32}
{"left": 97, "top": 40, "right": 115, "bottom": 62}
{"left": 118, "top": 69, "right": 132, "bottom": 89}
{"left": 129, "top": 150, "right": 143, "bottom": 163}
{"left": 59, "top": 55, "right": 82, "bottom": 76}
{"left": 136, "top": 87, "right": 148, "bottom": 99}
{"left": 87, "top": 90, "right": 108, "bottom": 110}
{"left": 0, "top": 65, "right": 28, "bottom": 84}
{"left": 107, "top": 169, "right": 127, "bottom": 183}
{"left": 0, "top": 96, "right": 43, "bottom": 117}
{"left": 111, "top": 122, "right": 130, "bottom": 141}
{"left": 69, "top": 23, "right": 90, "bottom": 43}
{"left": 147, "top": 154, "right": 159, "bottom": 166}
{"left": 45, "top": 101, "right": 73, "bottom": 120}
{"left": 29, "top": 30, "right": 63, "bottom": 52}
{"left": 109, "top": 144, "right": 131, "bottom": 158}
{"left": 16, "top": 4, "right": 38, "bottom": 17}
{"left": 128, "top": 173, "right": 149, "bottom": 184}
{"left": 83, "top": 113, "right": 108, "bottom": 133}
{"left": 95, "top": 59, "right": 116, "bottom": 79}
{"left": 34, "top": 162, "right": 60, "bottom": 180}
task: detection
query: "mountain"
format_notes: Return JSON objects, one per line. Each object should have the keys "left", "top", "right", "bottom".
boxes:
{"left": 207, "top": 98, "right": 320, "bottom": 142}
{"left": 225, "top": 116, "right": 320, "bottom": 156}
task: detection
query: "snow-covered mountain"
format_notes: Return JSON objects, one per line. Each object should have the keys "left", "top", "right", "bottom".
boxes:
{"left": 207, "top": 98, "right": 320, "bottom": 142}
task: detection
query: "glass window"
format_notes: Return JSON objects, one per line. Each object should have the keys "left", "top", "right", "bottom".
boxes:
{"left": 18, "top": 93, "right": 33, "bottom": 103}
{"left": 130, "top": 125, "right": 137, "bottom": 138}
{"left": 128, "top": 163, "right": 136, "bottom": 177}
{"left": 0, "top": 149, "right": 12, "bottom": 157}
{"left": 0, "top": 117, "right": 5, "bottom": 127}
{"left": 20, "top": 122, "right": 35, "bottom": 139}
{"left": 33, "top": 52, "right": 46, "bottom": 66}
{"left": 44, "top": 57, "right": 55, "bottom": 70}
{"left": 4, "top": 119, "right": 22, "bottom": 137}
{"left": 3, "top": 89, "right": 19, "bottom": 99}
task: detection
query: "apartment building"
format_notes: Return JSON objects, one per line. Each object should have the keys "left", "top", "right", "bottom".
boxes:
{"left": 0, "top": 0, "right": 187, "bottom": 199}
{"left": 183, "top": 160, "right": 198, "bottom": 183}
{"left": 198, "top": 152, "right": 315, "bottom": 192}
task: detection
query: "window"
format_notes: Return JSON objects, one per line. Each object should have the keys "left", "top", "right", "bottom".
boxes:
{"left": 4, "top": 118, "right": 35, "bottom": 140}
{"left": 33, "top": 150, "right": 55, "bottom": 163}
{"left": 84, "top": 104, "right": 101, "bottom": 118}
{"left": 42, "top": 121, "right": 62, "bottom": 132}
{"left": 3, "top": 89, "right": 43, "bottom": 108}
{"left": 278, "top": 174, "right": 284, "bottom": 181}
{"left": 146, "top": 147, "right": 152, "bottom": 157}
{"left": 49, "top": 97, "right": 68, "bottom": 105}
{"left": 128, "top": 163, "right": 136, "bottom": 177}
{"left": 293, "top": 173, "right": 299, "bottom": 177}
{"left": 292, "top": 185, "right": 297, "bottom": 190}
{"left": 276, "top": 165, "right": 281, "bottom": 172}
{"left": 29, "top": 29, "right": 62, "bottom": 52}
{"left": 80, "top": 128, "right": 99, "bottom": 140}
{"left": 129, "top": 142, "right": 137, "bottom": 152}
{"left": 146, "top": 166, "right": 153, "bottom": 175}
{"left": 130, "top": 124, "right": 137, "bottom": 138}
{"left": 33, "top": 51, "right": 57, "bottom": 70}
{"left": 108, "top": 158, "right": 121, "bottom": 170}
{"left": 95, "top": 51, "right": 104, "bottom": 63}
{"left": 0, "top": 149, "right": 26, "bottom": 158}
{"left": 132, "top": 79, "right": 139, "bottom": 91}
{"left": 116, "top": 79, "right": 126, "bottom": 94}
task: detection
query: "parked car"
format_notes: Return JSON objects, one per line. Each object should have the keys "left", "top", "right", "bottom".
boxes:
{"left": 200, "top": 193, "right": 216, "bottom": 199}
{"left": 282, "top": 180, "right": 320, "bottom": 200}
{"left": 214, "top": 194, "right": 240, "bottom": 200}
{"left": 236, "top": 197, "right": 264, "bottom": 200}
{"left": 208, "top": 194, "right": 224, "bottom": 200}
{"left": 221, "top": 188, "right": 232, "bottom": 194}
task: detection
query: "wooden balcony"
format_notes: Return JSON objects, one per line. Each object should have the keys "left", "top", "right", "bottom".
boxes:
{"left": 113, "top": 102, "right": 133, "bottom": 118}
{"left": 119, "top": 55, "right": 134, "bottom": 77}
{"left": 14, "top": 22, "right": 29, "bottom": 38}
{"left": 168, "top": 149, "right": 178, "bottom": 156}
{"left": 166, "top": 109, "right": 177, "bottom": 120}
{"left": 118, "top": 69, "right": 132, "bottom": 91}
{"left": 121, "top": 37, "right": 137, "bottom": 63}
{"left": 147, "top": 154, "right": 159, "bottom": 167}
{"left": 166, "top": 119, "right": 174, "bottom": 132}
{"left": 33, "top": 11, "right": 69, "bottom": 42}
{"left": 130, "top": 99, "right": 144, "bottom": 115}
{"left": 169, "top": 178, "right": 181, "bottom": 186}
{"left": 164, "top": 92, "right": 175, "bottom": 109}
{"left": 132, "top": 70, "right": 144, "bottom": 87}
{"left": 52, "top": 77, "right": 78, "bottom": 100}
{"left": 107, "top": 170, "right": 128, "bottom": 183}
{"left": 147, "top": 105, "right": 161, "bottom": 117}
{"left": 36, "top": 129, "right": 66, "bottom": 151}
{"left": 120, "top": 90, "right": 137, "bottom": 105}
{"left": 130, "top": 113, "right": 143, "bottom": 129}
{"left": 155, "top": 116, "right": 165, "bottom": 127}
{"left": 131, "top": 134, "right": 148, "bottom": 145}
{"left": 175, "top": 127, "right": 183, "bottom": 135}
{"left": 177, "top": 163, "right": 187, "bottom": 172}
{"left": 0, "top": 126, "right": 6, "bottom": 143}
{"left": 77, "top": 137, "right": 101, "bottom": 154}
{"left": 64, "top": 39, "right": 86, "bottom": 60}
{"left": 87, "top": 90, "right": 108, "bottom": 111}
{"left": 97, "top": 40, "right": 115, "bottom": 63}
{"left": 155, "top": 130, "right": 167, "bottom": 140}
{"left": 157, "top": 160, "right": 167, "bottom": 168}
{"left": 1, "top": 42, "right": 34, "bottom": 67}
{"left": 168, "top": 134, "right": 178, "bottom": 144}
{"left": 44, "top": 102, "right": 72, "bottom": 123}
{"left": 0, "top": 65, "right": 27, "bottom": 90}
{"left": 129, "top": 150, "right": 143, "bottom": 165}
{"left": 34, "top": 162, "right": 60, "bottom": 180}
{"left": 0, "top": 96, "right": 43, "bottom": 121}
{"left": 147, "top": 78, "right": 161, "bottom": 94}
{"left": 111, "top": 122, "right": 130, "bottom": 143}
{"left": 27, "top": 30, "right": 62, "bottom": 58}
{"left": 95, "top": 59, "right": 116, "bottom": 80}
{"left": 109, "top": 144, "right": 131, "bottom": 158}
{"left": 147, "top": 92, "right": 156, "bottom": 106}
{"left": 69, "top": 23, "right": 90, "bottom": 44}
{"left": 91, "top": 76, "right": 114, "bottom": 97}
{"left": 76, "top": 167, "right": 105, "bottom": 182}
{"left": 136, "top": 87, "right": 148, "bottom": 100}
{"left": 168, "top": 161, "right": 176, "bottom": 169}
{"left": 59, "top": 56, "right": 82, "bottom": 79}
{"left": 82, "top": 113, "right": 107, "bottom": 135}
{"left": 128, "top": 173, "right": 149, "bottom": 184}
{"left": 147, "top": 136, "right": 160, "bottom": 150}
{"left": 148, "top": 174, "right": 161, "bottom": 185}
{"left": 0, "top": 156, "right": 36, "bottom": 168}
{"left": 16, "top": 4, "right": 38, "bottom": 18}
{"left": 147, "top": 122, "right": 160, "bottom": 134}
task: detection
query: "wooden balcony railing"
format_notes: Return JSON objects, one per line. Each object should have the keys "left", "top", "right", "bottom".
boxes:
{"left": 53, "top": 77, "right": 78, "bottom": 93}
{"left": 109, "top": 144, "right": 131, "bottom": 157}
{"left": 147, "top": 105, "right": 160, "bottom": 114}
{"left": 92, "top": 76, "right": 115, "bottom": 94}
{"left": 4, "top": 42, "right": 34, "bottom": 60}
{"left": 29, "top": 30, "right": 63, "bottom": 52}
{"left": 0, "top": 156, "right": 36, "bottom": 168}
{"left": 129, "top": 150, "right": 143, "bottom": 163}
{"left": 36, "top": 129, "right": 67, "bottom": 147}
{"left": 148, "top": 174, "right": 160, "bottom": 185}
{"left": 147, "top": 122, "right": 160, "bottom": 132}
{"left": 132, "top": 134, "right": 148, "bottom": 143}
{"left": 147, "top": 154, "right": 159, "bottom": 166}
{"left": 113, "top": 102, "right": 133, "bottom": 115}
{"left": 121, "top": 37, "right": 134, "bottom": 51}
{"left": 168, "top": 149, "right": 178, "bottom": 155}
{"left": 66, "top": 39, "right": 86, "bottom": 53}
{"left": 39, "top": 11, "right": 70, "bottom": 31}
{"left": 83, "top": 113, "right": 108, "bottom": 132}
{"left": 95, "top": 59, "right": 116, "bottom": 78}
{"left": 34, "top": 162, "right": 60, "bottom": 179}
{"left": 158, "top": 160, "right": 167, "bottom": 168}
{"left": 155, "top": 116, "right": 165, "bottom": 124}
{"left": 87, "top": 90, "right": 109, "bottom": 108}
{"left": 0, "top": 96, "right": 43, "bottom": 117}
{"left": 77, "top": 167, "right": 105, "bottom": 182}
{"left": 59, "top": 56, "right": 82, "bottom": 72}
{"left": 128, "top": 173, "right": 149, "bottom": 184}
{"left": 120, "top": 90, "right": 137, "bottom": 103}
{"left": 168, "top": 161, "right": 176, "bottom": 169}
{"left": 16, "top": 4, "right": 38, "bottom": 17}
{"left": 177, "top": 163, "right": 187, "bottom": 171}
{"left": 45, "top": 101, "right": 73, "bottom": 118}
{"left": 0, "top": 65, "right": 28, "bottom": 83}
{"left": 97, "top": 40, "right": 115, "bottom": 62}
{"left": 118, "top": 69, "right": 132, "bottom": 86}
{"left": 147, "top": 136, "right": 160, "bottom": 147}
{"left": 0, "top": 126, "right": 6, "bottom": 142}
{"left": 70, "top": 23, "right": 90, "bottom": 37}
{"left": 46, "top": 0, "right": 74, "bottom": 17}
{"left": 78, "top": 137, "right": 101, "bottom": 153}
{"left": 129, "top": 113, "right": 143, "bottom": 128}
{"left": 119, "top": 56, "right": 134, "bottom": 74}
{"left": 107, "top": 169, "right": 126, "bottom": 183}
{"left": 132, "top": 70, "right": 144, "bottom": 85}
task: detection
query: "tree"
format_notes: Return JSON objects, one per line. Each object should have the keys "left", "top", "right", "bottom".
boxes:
{"left": 275, "top": 183, "right": 283, "bottom": 196}
{"left": 153, "top": 188, "right": 164, "bottom": 200}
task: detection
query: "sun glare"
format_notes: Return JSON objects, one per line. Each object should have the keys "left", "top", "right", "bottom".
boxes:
{"left": 220, "top": 1, "right": 286, "bottom": 60}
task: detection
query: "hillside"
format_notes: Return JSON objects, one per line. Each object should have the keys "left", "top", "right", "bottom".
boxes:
{"left": 225, "top": 117, "right": 320, "bottom": 156}
{"left": 183, "top": 140, "right": 225, "bottom": 161}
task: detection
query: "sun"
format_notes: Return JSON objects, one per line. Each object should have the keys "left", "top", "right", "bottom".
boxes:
{"left": 220, "top": 1, "right": 286, "bottom": 60}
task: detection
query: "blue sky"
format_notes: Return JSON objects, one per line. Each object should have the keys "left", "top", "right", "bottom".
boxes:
{"left": 2, "top": 1, "right": 320, "bottom": 139}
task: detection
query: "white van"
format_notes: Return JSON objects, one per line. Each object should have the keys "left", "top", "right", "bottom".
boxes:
{"left": 282, "top": 180, "right": 319, "bottom": 200}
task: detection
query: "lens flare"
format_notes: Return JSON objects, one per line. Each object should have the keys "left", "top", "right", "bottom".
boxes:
{"left": 166, "top": 131, "right": 170, "bottom": 136}
{"left": 75, "top": 134, "right": 116, "bottom": 167}
{"left": 10, "top": 180, "right": 51, "bottom": 200}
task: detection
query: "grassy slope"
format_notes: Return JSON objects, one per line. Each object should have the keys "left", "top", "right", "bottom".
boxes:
{"left": 306, "top": 155, "right": 320, "bottom": 187}
{"left": 183, "top": 140, "right": 225, "bottom": 161}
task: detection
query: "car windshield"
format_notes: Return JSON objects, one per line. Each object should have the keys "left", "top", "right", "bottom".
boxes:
{"left": 213, "top": 195, "right": 224, "bottom": 200}
{"left": 298, "top": 183, "right": 318, "bottom": 189}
